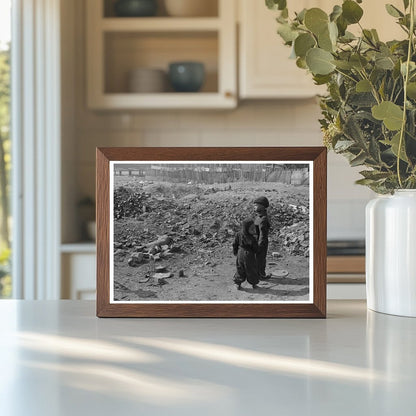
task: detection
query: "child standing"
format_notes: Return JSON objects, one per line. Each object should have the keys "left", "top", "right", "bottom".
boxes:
{"left": 233, "top": 219, "right": 260, "bottom": 290}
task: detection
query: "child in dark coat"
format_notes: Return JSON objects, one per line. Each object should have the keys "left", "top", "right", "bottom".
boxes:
{"left": 233, "top": 219, "right": 260, "bottom": 290}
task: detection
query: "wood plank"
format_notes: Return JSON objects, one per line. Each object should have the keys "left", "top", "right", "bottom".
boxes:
{"left": 327, "top": 256, "right": 365, "bottom": 274}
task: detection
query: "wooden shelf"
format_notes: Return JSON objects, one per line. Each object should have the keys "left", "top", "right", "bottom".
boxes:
{"left": 61, "top": 243, "right": 96, "bottom": 254}
{"left": 101, "top": 17, "right": 221, "bottom": 32}
{"left": 86, "top": 0, "right": 237, "bottom": 109}
{"left": 89, "top": 92, "right": 235, "bottom": 110}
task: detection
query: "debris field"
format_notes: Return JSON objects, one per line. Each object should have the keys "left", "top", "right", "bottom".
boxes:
{"left": 113, "top": 176, "right": 310, "bottom": 302}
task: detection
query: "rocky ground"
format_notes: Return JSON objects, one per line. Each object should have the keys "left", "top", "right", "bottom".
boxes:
{"left": 112, "top": 176, "right": 311, "bottom": 302}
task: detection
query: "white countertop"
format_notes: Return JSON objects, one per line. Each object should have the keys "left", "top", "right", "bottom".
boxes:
{"left": 0, "top": 300, "right": 415, "bottom": 415}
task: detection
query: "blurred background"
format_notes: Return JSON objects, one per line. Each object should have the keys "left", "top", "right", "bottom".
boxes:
{"left": 1, "top": 0, "right": 404, "bottom": 300}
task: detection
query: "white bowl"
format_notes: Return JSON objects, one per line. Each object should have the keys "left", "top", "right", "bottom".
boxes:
{"left": 128, "top": 68, "right": 167, "bottom": 93}
{"left": 164, "top": 0, "right": 218, "bottom": 17}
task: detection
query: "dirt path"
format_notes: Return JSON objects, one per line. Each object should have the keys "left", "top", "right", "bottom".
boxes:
{"left": 114, "top": 251, "right": 309, "bottom": 302}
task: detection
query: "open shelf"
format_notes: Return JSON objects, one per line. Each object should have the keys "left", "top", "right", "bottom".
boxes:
{"left": 87, "top": 0, "right": 236, "bottom": 109}
{"left": 102, "top": 17, "right": 220, "bottom": 31}
{"left": 104, "top": 31, "right": 218, "bottom": 94}
{"left": 104, "top": 0, "right": 219, "bottom": 18}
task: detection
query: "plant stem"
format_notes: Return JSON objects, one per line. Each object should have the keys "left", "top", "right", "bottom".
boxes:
{"left": 334, "top": 68, "right": 358, "bottom": 84}
{"left": 397, "top": 0, "right": 415, "bottom": 188}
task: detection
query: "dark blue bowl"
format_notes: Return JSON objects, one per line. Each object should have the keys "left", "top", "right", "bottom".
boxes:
{"left": 114, "top": 0, "right": 158, "bottom": 17}
{"left": 168, "top": 62, "right": 205, "bottom": 93}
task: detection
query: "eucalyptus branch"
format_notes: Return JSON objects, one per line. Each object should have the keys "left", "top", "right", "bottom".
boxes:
{"left": 397, "top": 0, "right": 415, "bottom": 188}
{"left": 334, "top": 68, "right": 359, "bottom": 84}
{"left": 359, "top": 69, "right": 381, "bottom": 104}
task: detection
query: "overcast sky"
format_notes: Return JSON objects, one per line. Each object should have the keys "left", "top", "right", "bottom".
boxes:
{"left": 0, "top": 0, "right": 11, "bottom": 49}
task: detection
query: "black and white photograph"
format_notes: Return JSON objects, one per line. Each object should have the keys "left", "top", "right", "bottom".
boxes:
{"left": 109, "top": 161, "right": 313, "bottom": 304}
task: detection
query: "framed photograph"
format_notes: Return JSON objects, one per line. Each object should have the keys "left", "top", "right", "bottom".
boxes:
{"left": 96, "top": 147, "right": 327, "bottom": 318}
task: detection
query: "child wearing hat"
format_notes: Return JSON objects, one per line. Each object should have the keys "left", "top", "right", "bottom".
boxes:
{"left": 254, "top": 196, "right": 271, "bottom": 280}
{"left": 232, "top": 218, "right": 260, "bottom": 290}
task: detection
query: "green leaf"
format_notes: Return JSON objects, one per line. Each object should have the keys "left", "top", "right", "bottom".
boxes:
{"left": 350, "top": 152, "right": 368, "bottom": 167}
{"left": 372, "top": 101, "right": 404, "bottom": 131}
{"left": 385, "top": 4, "right": 403, "bottom": 18}
{"left": 342, "top": 0, "right": 364, "bottom": 24}
{"left": 336, "top": 15, "right": 348, "bottom": 36}
{"left": 383, "top": 132, "right": 409, "bottom": 162}
{"left": 360, "top": 170, "right": 392, "bottom": 181}
{"left": 363, "top": 29, "right": 376, "bottom": 46}
{"left": 294, "top": 33, "right": 316, "bottom": 58}
{"left": 328, "top": 21, "right": 338, "bottom": 44}
{"left": 407, "top": 82, "right": 416, "bottom": 99}
{"left": 306, "top": 48, "right": 335, "bottom": 75}
{"left": 296, "top": 57, "right": 308, "bottom": 69}
{"left": 339, "top": 31, "right": 356, "bottom": 43}
{"left": 330, "top": 5, "right": 342, "bottom": 22}
{"left": 333, "top": 60, "right": 353, "bottom": 70}
{"left": 318, "top": 27, "right": 334, "bottom": 52}
{"left": 344, "top": 114, "right": 367, "bottom": 147}
{"left": 403, "top": 0, "right": 410, "bottom": 10}
{"left": 304, "top": 8, "right": 329, "bottom": 35}
{"left": 401, "top": 61, "right": 416, "bottom": 76}
{"left": 296, "top": 8, "right": 307, "bottom": 23}
{"left": 266, "top": 0, "right": 287, "bottom": 11}
{"left": 350, "top": 54, "right": 368, "bottom": 70}
{"left": 334, "top": 140, "right": 355, "bottom": 152}
{"left": 313, "top": 74, "right": 332, "bottom": 85}
{"left": 356, "top": 79, "right": 372, "bottom": 92}
{"left": 371, "top": 29, "right": 380, "bottom": 42}
{"left": 277, "top": 23, "right": 298, "bottom": 43}
{"left": 375, "top": 55, "right": 395, "bottom": 70}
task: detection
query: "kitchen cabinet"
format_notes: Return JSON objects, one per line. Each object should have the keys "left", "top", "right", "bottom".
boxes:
{"left": 61, "top": 245, "right": 96, "bottom": 300}
{"left": 238, "top": 0, "right": 404, "bottom": 99}
{"left": 239, "top": 0, "right": 325, "bottom": 99}
{"left": 86, "top": 0, "right": 237, "bottom": 109}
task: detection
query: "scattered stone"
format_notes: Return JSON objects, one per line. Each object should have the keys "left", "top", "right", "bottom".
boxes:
{"left": 271, "top": 269, "right": 289, "bottom": 278}
{"left": 114, "top": 249, "right": 128, "bottom": 261}
{"left": 127, "top": 253, "right": 144, "bottom": 267}
{"left": 178, "top": 270, "right": 185, "bottom": 277}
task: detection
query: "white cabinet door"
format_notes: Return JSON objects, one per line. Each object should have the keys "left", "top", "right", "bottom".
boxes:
{"left": 239, "top": 0, "right": 326, "bottom": 99}
{"left": 62, "top": 253, "right": 96, "bottom": 300}
{"left": 238, "top": 0, "right": 404, "bottom": 99}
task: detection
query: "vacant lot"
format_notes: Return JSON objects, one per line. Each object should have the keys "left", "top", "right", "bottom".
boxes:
{"left": 113, "top": 177, "right": 310, "bottom": 302}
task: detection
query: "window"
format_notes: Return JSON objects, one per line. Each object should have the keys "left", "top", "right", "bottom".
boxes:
{"left": 0, "top": 0, "right": 11, "bottom": 298}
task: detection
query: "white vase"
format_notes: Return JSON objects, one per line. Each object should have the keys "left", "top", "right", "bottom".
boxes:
{"left": 366, "top": 190, "right": 416, "bottom": 317}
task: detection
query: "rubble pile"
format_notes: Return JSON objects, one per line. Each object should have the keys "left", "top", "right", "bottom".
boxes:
{"left": 114, "top": 186, "right": 176, "bottom": 219}
{"left": 114, "top": 187, "right": 310, "bottom": 262}
{"left": 277, "top": 222, "right": 310, "bottom": 256}
{"left": 114, "top": 187, "right": 151, "bottom": 219}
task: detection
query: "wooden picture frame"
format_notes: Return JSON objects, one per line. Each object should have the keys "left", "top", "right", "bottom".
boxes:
{"left": 96, "top": 147, "right": 327, "bottom": 318}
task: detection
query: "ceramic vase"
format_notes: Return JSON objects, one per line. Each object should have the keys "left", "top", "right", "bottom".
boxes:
{"left": 366, "top": 190, "right": 416, "bottom": 317}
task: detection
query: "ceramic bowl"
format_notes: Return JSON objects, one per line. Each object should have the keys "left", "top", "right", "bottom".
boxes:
{"left": 168, "top": 62, "right": 205, "bottom": 92}
{"left": 114, "top": 0, "right": 158, "bottom": 17}
{"left": 128, "top": 68, "right": 167, "bottom": 93}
